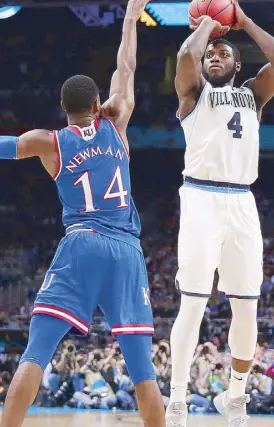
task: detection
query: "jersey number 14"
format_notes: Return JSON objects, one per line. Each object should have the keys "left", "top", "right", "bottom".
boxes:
{"left": 74, "top": 166, "right": 128, "bottom": 212}
{"left": 227, "top": 112, "right": 243, "bottom": 139}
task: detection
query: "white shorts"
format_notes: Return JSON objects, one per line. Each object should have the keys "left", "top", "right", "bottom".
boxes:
{"left": 176, "top": 183, "right": 263, "bottom": 299}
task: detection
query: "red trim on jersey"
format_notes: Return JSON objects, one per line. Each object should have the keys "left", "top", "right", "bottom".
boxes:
{"left": 32, "top": 304, "right": 89, "bottom": 335}
{"left": 95, "top": 118, "right": 101, "bottom": 131}
{"left": 53, "top": 131, "right": 62, "bottom": 181}
{"left": 67, "top": 125, "right": 82, "bottom": 137}
{"left": 107, "top": 119, "right": 130, "bottom": 159}
{"left": 111, "top": 324, "right": 154, "bottom": 336}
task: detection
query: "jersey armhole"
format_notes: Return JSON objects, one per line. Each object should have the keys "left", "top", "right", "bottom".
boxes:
{"left": 52, "top": 130, "right": 62, "bottom": 181}
{"left": 106, "top": 118, "right": 130, "bottom": 160}
{"left": 178, "top": 82, "right": 209, "bottom": 124}
{"left": 241, "top": 81, "right": 261, "bottom": 122}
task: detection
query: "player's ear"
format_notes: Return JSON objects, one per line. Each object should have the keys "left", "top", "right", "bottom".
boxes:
{"left": 92, "top": 98, "right": 101, "bottom": 114}
{"left": 61, "top": 101, "right": 66, "bottom": 112}
{"left": 236, "top": 61, "right": 241, "bottom": 73}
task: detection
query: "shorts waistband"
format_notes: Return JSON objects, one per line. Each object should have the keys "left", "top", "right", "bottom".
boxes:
{"left": 66, "top": 223, "right": 98, "bottom": 236}
{"left": 184, "top": 176, "right": 250, "bottom": 193}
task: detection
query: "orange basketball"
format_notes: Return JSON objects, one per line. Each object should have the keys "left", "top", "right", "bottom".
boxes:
{"left": 189, "top": 0, "right": 235, "bottom": 38}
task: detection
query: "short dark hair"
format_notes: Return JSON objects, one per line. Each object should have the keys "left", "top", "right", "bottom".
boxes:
{"left": 215, "top": 363, "right": 223, "bottom": 370}
{"left": 207, "top": 38, "right": 241, "bottom": 63}
{"left": 61, "top": 75, "right": 99, "bottom": 114}
{"left": 253, "top": 365, "right": 265, "bottom": 375}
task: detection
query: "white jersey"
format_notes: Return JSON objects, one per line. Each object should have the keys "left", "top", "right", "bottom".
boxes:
{"left": 181, "top": 82, "right": 260, "bottom": 185}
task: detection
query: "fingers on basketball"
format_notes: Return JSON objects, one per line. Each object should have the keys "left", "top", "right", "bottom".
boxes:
{"left": 189, "top": 0, "right": 236, "bottom": 38}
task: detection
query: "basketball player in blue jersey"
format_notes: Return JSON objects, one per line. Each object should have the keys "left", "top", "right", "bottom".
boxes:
{"left": 0, "top": 1, "right": 165, "bottom": 426}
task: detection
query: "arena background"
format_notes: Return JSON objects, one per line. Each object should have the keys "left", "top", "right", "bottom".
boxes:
{"left": 0, "top": 0, "right": 274, "bottom": 421}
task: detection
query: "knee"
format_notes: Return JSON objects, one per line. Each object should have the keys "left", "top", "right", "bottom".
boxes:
{"left": 48, "top": 373, "right": 60, "bottom": 382}
{"left": 116, "top": 390, "right": 132, "bottom": 406}
{"left": 172, "top": 296, "right": 208, "bottom": 335}
{"left": 107, "top": 395, "right": 117, "bottom": 408}
{"left": 177, "top": 295, "right": 208, "bottom": 320}
{"left": 230, "top": 299, "right": 258, "bottom": 323}
{"left": 229, "top": 300, "right": 258, "bottom": 360}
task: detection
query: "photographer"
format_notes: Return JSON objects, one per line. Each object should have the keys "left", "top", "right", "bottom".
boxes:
{"left": 48, "top": 340, "right": 85, "bottom": 406}
{"left": 100, "top": 346, "right": 136, "bottom": 410}
{"left": 248, "top": 365, "right": 273, "bottom": 413}
{"left": 186, "top": 344, "right": 223, "bottom": 413}
{"left": 153, "top": 341, "right": 171, "bottom": 405}
{"left": 69, "top": 348, "right": 120, "bottom": 410}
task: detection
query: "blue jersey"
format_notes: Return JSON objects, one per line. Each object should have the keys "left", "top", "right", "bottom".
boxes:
{"left": 53, "top": 118, "right": 141, "bottom": 250}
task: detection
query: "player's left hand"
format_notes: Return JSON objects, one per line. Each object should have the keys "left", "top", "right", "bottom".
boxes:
{"left": 126, "top": 0, "right": 150, "bottom": 21}
{"left": 231, "top": 0, "right": 249, "bottom": 30}
{"left": 189, "top": 16, "right": 230, "bottom": 35}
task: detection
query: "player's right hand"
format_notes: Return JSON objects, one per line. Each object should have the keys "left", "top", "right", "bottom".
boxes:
{"left": 126, "top": 0, "right": 150, "bottom": 21}
{"left": 189, "top": 15, "right": 230, "bottom": 35}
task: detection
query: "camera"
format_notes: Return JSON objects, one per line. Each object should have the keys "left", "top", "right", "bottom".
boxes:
{"left": 64, "top": 343, "right": 76, "bottom": 355}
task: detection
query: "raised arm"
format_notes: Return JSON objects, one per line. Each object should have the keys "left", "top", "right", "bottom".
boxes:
{"left": 176, "top": 16, "right": 229, "bottom": 121}
{"left": 101, "top": 0, "right": 148, "bottom": 147}
{"left": 233, "top": 0, "right": 274, "bottom": 112}
{"left": 0, "top": 130, "right": 57, "bottom": 177}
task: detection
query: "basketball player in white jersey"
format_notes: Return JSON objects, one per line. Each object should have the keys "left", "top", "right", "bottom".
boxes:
{"left": 166, "top": 1, "right": 274, "bottom": 426}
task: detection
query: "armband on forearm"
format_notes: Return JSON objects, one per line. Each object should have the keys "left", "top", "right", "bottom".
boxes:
{"left": 0, "top": 136, "right": 19, "bottom": 159}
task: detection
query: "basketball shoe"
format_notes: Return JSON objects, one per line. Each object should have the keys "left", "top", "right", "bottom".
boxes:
{"left": 165, "top": 401, "right": 188, "bottom": 427}
{"left": 214, "top": 391, "right": 250, "bottom": 427}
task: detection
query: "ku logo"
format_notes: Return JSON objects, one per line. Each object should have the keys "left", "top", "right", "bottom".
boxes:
{"left": 83, "top": 128, "right": 93, "bottom": 138}
{"left": 142, "top": 287, "right": 151, "bottom": 306}
{"left": 40, "top": 273, "right": 55, "bottom": 292}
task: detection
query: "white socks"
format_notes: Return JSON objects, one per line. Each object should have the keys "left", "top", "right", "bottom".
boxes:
{"left": 170, "top": 385, "right": 188, "bottom": 404}
{"left": 229, "top": 368, "right": 250, "bottom": 398}
{"left": 228, "top": 299, "right": 257, "bottom": 399}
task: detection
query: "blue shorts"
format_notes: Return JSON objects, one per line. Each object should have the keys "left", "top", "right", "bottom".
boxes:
{"left": 33, "top": 228, "right": 154, "bottom": 337}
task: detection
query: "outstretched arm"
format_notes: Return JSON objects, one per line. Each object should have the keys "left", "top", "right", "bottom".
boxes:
{"left": 17, "top": 130, "right": 55, "bottom": 159}
{"left": 0, "top": 130, "right": 57, "bottom": 176}
{"left": 0, "top": 130, "right": 54, "bottom": 160}
{"left": 234, "top": 1, "right": 274, "bottom": 111}
{"left": 102, "top": 0, "right": 148, "bottom": 147}
{"left": 176, "top": 16, "right": 229, "bottom": 120}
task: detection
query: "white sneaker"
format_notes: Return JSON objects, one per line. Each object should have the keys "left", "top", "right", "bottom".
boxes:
{"left": 214, "top": 391, "right": 250, "bottom": 427}
{"left": 165, "top": 401, "right": 188, "bottom": 427}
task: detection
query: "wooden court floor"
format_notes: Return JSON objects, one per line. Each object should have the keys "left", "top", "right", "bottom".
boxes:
{"left": 8, "top": 411, "right": 273, "bottom": 427}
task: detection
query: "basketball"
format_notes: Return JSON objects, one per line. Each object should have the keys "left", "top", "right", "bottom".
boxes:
{"left": 189, "top": 0, "right": 235, "bottom": 38}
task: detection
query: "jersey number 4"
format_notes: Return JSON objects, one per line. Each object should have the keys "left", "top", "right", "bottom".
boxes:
{"left": 227, "top": 112, "right": 243, "bottom": 139}
{"left": 74, "top": 166, "right": 128, "bottom": 212}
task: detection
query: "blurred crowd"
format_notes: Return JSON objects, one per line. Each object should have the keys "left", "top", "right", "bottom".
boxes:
{"left": 1, "top": 9, "right": 274, "bottom": 128}
{"left": 1, "top": 337, "right": 274, "bottom": 415}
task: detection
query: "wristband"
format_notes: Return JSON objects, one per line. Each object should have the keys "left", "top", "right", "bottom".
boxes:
{"left": 0, "top": 136, "right": 19, "bottom": 159}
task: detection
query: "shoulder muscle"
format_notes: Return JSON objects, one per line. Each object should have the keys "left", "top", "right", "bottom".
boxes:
{"left": 17, "top": 129, "right": 55, "bottom": 159}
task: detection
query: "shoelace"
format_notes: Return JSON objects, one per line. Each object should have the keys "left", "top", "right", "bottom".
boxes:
{"left": 169, "top": 420, "right": 185, "bottom": 427}
{"left": 167, "top": 408, "right": 187, "bottom": 427}
{"left": 229, "top": 396, "right": 250, "bottom": 409}
{"left": 227, "top": 395, "right": 250, "bottom": 427}
{"left": 172, "top": 409, "right": 187, "bottom": 416}
{"left": 231, "top": 415, "right": 249, "bottom": 427}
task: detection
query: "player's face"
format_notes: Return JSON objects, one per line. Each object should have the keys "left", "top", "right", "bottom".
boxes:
{"left": 203, "top": 44, "right": 238, "bottom": 87}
